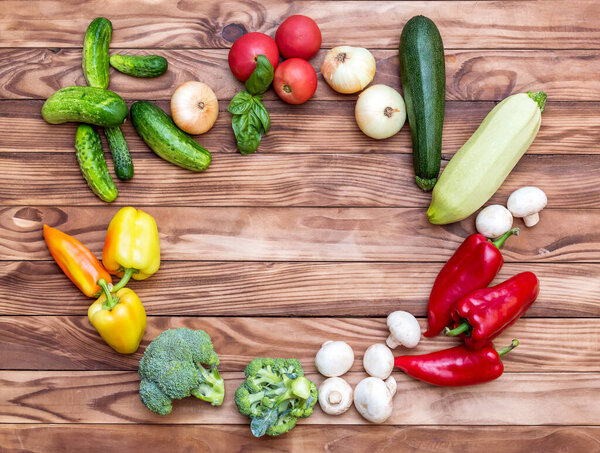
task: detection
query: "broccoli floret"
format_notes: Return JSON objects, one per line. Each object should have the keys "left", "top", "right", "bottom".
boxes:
{"left": 265, "top": 413, "right": 298, "bottom": 436}
{"left": 235, "top": 358, "right": 317, "bottom": 437}
{"left": 138, "top": 328, "right": 225, "bottom": 415}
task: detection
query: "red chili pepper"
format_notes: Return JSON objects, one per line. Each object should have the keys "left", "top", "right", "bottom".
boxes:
{"left": 445, "top": 272, "right": 539, "bottom": 350}
{"left": 393, "top": 340, "right": 519, "bottom": 386}
{"left": 424, "top": 229, "right": 519, "bottom": 338}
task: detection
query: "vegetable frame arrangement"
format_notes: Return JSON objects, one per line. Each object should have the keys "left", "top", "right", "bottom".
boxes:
{"left": 34, "top": 9, "right": 559, "bottom": 437}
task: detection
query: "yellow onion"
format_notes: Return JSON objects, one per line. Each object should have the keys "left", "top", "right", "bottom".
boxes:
{"left": 321, "top": 46, "right": 376, "bottom": 94}
{"left": 355, "top": 84, "right": 406, "bottom": 139}
{"left": 170, "top": 81, "right": 219, "bottom": 134}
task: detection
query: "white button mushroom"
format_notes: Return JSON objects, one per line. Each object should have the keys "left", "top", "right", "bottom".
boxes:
{"left": 384, "top": 375, "right": 397, "bottom": 396}
{"left": 507, "top": 187, "right": 547, "bottom": 227}
{"left": 363, "top": 343, "right": 394, "bottom": 380}
{"left": 386, "top": 311, "right": 421, "bottom": 349}
{"left": 318, "top": 377, "right": 353, "bottom": 415}
{"left": 315, "top": 341, "right": 354, "bottom": 377}
{"left": 353, "top": 376, "right": 394, "bottom": 423}
{"left": 475, "top": 204, "right": 513, "bottom": 238}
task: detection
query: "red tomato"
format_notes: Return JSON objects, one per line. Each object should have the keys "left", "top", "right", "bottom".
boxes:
{"left": 275, "top": 15, "right": 321, "bottom": 60}
{"left": 228, "top": 32, "right": 279, "bottom": 81}
{"left": 273, "top": 58, "right": 317, "bottom": 105}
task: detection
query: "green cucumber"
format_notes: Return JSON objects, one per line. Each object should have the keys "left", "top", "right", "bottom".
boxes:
{"left": 110, "top": 54, "right": 168, "bottom": 78}
{"left": 399, "top": 15, "right": 445, "bottom": 192}
{"left": 82, "top": 17, "right": 112, "bottom": 89}
{"left": 428, "top": 92, "right": 546, "bottom": 225}
{"left": 41, "top": 86, "right": 128, "bottom": 127}
{"left": 75, "top": 124, "right": 118, "bottom": 202}
{"left": 104, "top": 127, "right": 134, "bottom": 180}
{"left": 130, "top": 101, "right": 211, "bottom": 172}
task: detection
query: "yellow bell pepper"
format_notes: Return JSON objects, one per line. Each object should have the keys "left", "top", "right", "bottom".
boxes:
{"left": 88, "top": 282, "right": 147, "bottom": 354}
{"left": 102, "top": 207, "right": 160, "bottom": 291}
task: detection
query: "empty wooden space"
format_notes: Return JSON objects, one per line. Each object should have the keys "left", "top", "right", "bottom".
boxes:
{"left": 0, "top": 0, "right": 598, "bottom": 452}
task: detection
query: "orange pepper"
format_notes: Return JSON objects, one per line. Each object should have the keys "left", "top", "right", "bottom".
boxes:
{"left": 43, "top": 224, "right": 112, "bottom": 297}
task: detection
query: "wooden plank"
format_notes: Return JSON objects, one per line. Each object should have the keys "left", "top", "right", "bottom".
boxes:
{"left": 1, "top": 153, "right": 597, "bottom": 208}
{"left": 2, "top": 1, "right": 599, "bottom": 49}
{"left": 1, "top": 370, "right": 599, "bottom": 425}
{"left": 2, "top": 48, "right": 600, "bottom": 101}
{"left": 2, "top": 261, "right": 597, "bottom": 317}
{"left": 1, "top": 206, "right": 599, "bottom": 262}
{"left": 3, "top": 100, "right": 598, "bottom": 156}
{"left": 0, "top": 317, "right": 597, "bottom": 373}
{"left": 2, "top": 424, "right": 599, "bottom": 453}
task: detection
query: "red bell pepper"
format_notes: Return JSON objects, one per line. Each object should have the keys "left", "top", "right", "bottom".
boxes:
{"left": 445, "top": 272, "right": 539, "bottom": 350}
{"left": 394, "top": 339, "right": 519, "bottom": 386}
{"left": 424, "top": 228, "right": 519, "bottom": 338}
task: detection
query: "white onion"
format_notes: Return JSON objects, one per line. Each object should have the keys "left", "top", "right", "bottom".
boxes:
{"left": 170, "top": 81, "right": 219, "bottom": 134}
{"left": 355, "top": 84, "right": 406, "bottom": 139}
{"left": 321, "top": 46, "right": 376, "bottom": 94}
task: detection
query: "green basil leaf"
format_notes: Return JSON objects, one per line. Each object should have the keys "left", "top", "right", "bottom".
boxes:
{"left": 228, "top": 91, "right": 253, "bottom": 115}
{"left": 245, "top": 55, "right": 274, "bottom": 95}
{"left": 232, "top": 113, "right": 262, "bottom": 155}
{"left": 251, "top": 98, "right": 270, "bottom": 134}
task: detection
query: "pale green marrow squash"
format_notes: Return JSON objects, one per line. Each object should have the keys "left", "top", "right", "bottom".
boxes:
{"left": 427, "top": 91, "right": 546, "bottom": 225}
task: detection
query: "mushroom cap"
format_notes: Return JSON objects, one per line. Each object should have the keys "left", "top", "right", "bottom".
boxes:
{"left": 318, "top": 377, "right": 353, "bottom": 415}
{"left": 475, "top": 204, "right": 513, "bottom": 238}
{"left": 386, "top": 311, "right": 421, "bottom": 348}
{"left": 353, "top": 377, "right": 393, "bottom": 423}
{"left": 363, "top": 343, "right": 394, "bottom": 379}
{"left": 507, "top": 187, "right": 547, "bottom": 217}
{"left": 315, "top": 340, "right": 354, "bottom": 377}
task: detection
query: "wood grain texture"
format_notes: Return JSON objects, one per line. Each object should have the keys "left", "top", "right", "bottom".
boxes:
{"left": 1, "top": 153, "right": 598, "bottom": 208}
{"left": 2, "top": 424, "right": 599, "bottom": 453}
{"left": 2, "top": 0, "right": 599, "bottom": 49}
{"left": 2, "top": 100, "right": 600, "bottom": 156}
{"left": 1, "top": 316, "right": 598, "bottom": 372}
{"left": 2, "top": 370, "right": 599, "bottom": 425}
{"left": 2, "top": 48, "right": 600, "bottom": 101}
{"left": 2, "top": 261, "right": 597, "bottom": 317}
{"left": 2, "top": 206, "right": 599, "bottom": 262}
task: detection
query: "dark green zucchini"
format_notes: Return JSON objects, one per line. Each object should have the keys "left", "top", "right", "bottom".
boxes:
{"left": 41, "top": 86, "right": 128, "bottom": 127}
{"left": 130, "top": 101, "right": 211, "bottom": 172}
{"left": 82, "top": 17, "right": 112, "bottom": 89}
{"left": 104, "top": 127, "right": 134, "bottom": 180}
{"left": 75, "top": 124, "right": 118, "bottom": 202}
{"left": 110, "top": 54, "right": 168, "bottom": 78}
{"left": 399, "top": 16, "right": 445, "bottom": 192}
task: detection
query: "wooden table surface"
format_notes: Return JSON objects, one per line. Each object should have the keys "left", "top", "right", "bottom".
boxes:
{"left": 1, "top": 1, "right": 600, "bottom": 452}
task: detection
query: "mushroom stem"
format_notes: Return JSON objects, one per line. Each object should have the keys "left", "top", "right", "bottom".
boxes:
{"left": 385, "top": 376, "right": 397, "bottom": 396}
{"left": 523, "top": 212, "right": 540, "bottom": 227}
{"left": 328, "top": 390, "right": 342, "bottom": 405}
{"left": 385, "top": 335, "right": 400, "bottom": 349}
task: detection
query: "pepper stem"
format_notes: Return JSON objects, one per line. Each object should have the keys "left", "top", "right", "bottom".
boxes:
{"left": 111, "top": 267, "right": 135, "bottom": 292}
{"left": 497, "top": 339, "right": 519, "bottom": 356}
{"left": 98, "top": 279, "right": 118, "bottom": 311}
{"left": 491, "top": 228, "right": 520, "bottom": 249}
{"left": 444, "top": 322, "right": 471, "bottom": 337}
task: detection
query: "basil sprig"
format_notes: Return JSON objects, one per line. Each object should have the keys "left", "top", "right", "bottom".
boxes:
{"left": 229, "top": 55, "right": 273, "bottom": 155}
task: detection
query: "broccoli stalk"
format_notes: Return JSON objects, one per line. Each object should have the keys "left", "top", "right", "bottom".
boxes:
{"left": 191, "top": 365, "right": 224, "bottom": 406}
{"left": 138, "top": 328, "right": 225, "bottom": 415}
{"left": 234, "top": 358, "right": 317, "bottom": 437}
